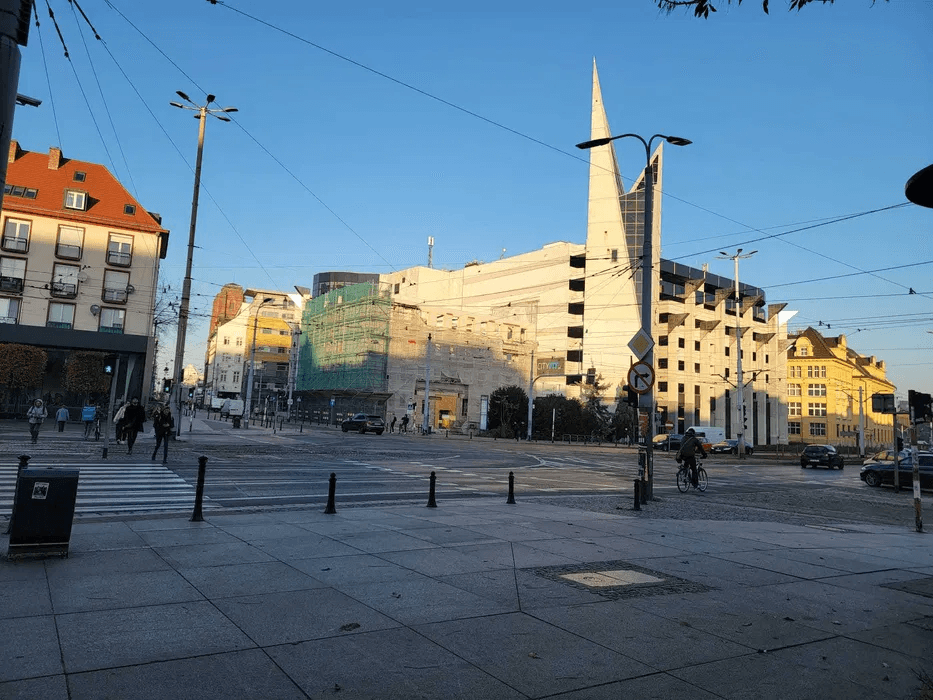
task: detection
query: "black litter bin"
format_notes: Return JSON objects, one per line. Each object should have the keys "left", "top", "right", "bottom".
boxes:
{"left": 8, "top": 468, "right": 80, "bottom": 559}
{"left": 232, "top": 416, "right": 241, "bottom": 428}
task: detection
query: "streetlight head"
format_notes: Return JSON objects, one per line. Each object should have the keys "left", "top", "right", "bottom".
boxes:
{"left": 575, "top": 137, "right": 613, "bottom": 150}
{"left": 176, "top": 90, "right": 191, "bottom": 102}
{"left": 206, "top": 94, "right": 216, "bottom": 104}
{"left": 216, "top": 116, "right": 231, "bottom": 122}
{"left": 169, "top": 102, "right": 184, "bottom": 108}
{"left": 719, "top": 251, "right": 728, "bottom": 257}
{"left": 665, "top": 136, "right": 692, "bottom": 147}
{"left": 221, "top": 107, "right": 238, "bottom": 113}
{"left": 737, "top": 248, "right": 743, "bottom": 255}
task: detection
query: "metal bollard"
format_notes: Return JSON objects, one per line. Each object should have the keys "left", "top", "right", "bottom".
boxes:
{"left": 190, "top": 456, "right": 208, "bottom": 522}
{"left": 506, "top": 471, "right": 516, "bottom": 504}
{"left": 324, "top": 472, "right": 337, "bottom": 514}
{"left": 4, "top": 455, "right": 30, "bottom": 535}
{"left": 427, "top": 471, "right": 437, "bottom": 508}
{"left": 633, "top": 479, "right": 641, "bottom": 511}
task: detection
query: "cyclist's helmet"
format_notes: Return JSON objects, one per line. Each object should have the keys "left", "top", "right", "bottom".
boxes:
{"left": 685, "top": 428, "right": 695, "bottom": 436}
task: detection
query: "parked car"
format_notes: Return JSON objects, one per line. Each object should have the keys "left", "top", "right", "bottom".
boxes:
{"left": 711, "top": 439, "right": 754, "bottom": 456}
{"left": 862, "top": 449, "right": 911, "bottom": 467}
{"left": 860, "top": 452, "right": 933, "bottom": 489}
{"left": 800, "top": 444, "right": 844, "bottom": 470}
{"left": 653, "top": 433, "right": 683, "bottom": 451}
{"left": 341, "top": 413, "right": 385, "bottom": 435}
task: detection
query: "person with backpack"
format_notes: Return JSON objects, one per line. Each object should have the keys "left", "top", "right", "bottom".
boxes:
{"left": 151, "top": 406, "right": 175, "bottom": 463}
{"left": 26, "top": 399, "right": 47, "bottom": 444}
{"left": 676, "top": 427, "right": 708, "bottom": 488}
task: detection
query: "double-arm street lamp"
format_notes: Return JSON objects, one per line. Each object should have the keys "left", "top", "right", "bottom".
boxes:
{"left": 168, "top": 91, "right": 237, "bottom": 434}
{"left": 717, "top": 248, "right": 757, "bottom": 458}
{"left": 576, "top": 133, "right": 691, "bottom": 499}
{"left": 244, "top": 297, "right": 274, "bottom": 429}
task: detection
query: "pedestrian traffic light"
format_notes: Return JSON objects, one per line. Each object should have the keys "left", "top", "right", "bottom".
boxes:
{"left": 187, "top": 387, "right": 194, "bottom": 399}
{"left": 162, "top": 379, "right": 172, "bottom": 394}
{"left": 897, "top": 436, "right": 904, "bottom": 452}
{"left": 103, "top": 353, "right": 117, "bottom": 376}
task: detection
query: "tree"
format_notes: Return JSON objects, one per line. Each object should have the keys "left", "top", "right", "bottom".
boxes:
{"left": 63, "top": 351, "right": 112, "bottom": 399}
{"left": 533, "top": 393, "right": 587, "bottom": 438}
{"left": 0, "top": 343, "right": 48, "bottom": 411}
{"left": 580, "top": 373, "right": 613, "bottom": 438}
{"left": 488, "top": 385, "right": 529, "bottom": 438}
{"left": 655, "top": 0, "right": 884, "bottom": 18}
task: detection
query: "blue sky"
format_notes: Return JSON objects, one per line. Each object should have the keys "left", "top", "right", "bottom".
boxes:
{"left": 12, "top": 0, "right": 932, "bottom": 395}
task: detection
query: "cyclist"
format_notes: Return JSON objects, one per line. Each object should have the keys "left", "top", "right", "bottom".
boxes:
{"left": 676, "top": 427, "right": 708, "bottom": 488}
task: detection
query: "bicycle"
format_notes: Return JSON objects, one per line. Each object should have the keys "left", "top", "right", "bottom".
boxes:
{"left": 676, "top": 459, "right": 708, "bottom": 492}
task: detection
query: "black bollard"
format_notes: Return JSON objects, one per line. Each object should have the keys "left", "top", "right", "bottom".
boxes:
{"left": 427, "top": 471, "right": 437, "bottom": 508}
{"left": 641, "top": 479, "right": 648, "bottom": 505}
{"left": 4, "top": 455, "right": 31, "bottom": 535}
{"left": 324, "top": 472, "right": 337, "bottom": 514}
{"left": 633, "top": 479, "right": 641, "bottom": 511}
{"left": 506, "top": 471, "right": 516, "bottom": 504}
{"left": 191, "top": 456, "right": 208, "bottom": 522}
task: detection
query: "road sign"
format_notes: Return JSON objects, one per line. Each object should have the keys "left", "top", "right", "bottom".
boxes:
{"left": 627, "top": 362, "right": 655, "bottom": 394}
{"left": 287, "top": 399, "right": 293, "bottom": 405}
{"left": 628, "top": 329, "right": 654, "bottom": 360}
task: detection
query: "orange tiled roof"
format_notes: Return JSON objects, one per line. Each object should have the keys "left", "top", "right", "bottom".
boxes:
{"left": 4, "top": 142, "right": 168, "bottom": 236}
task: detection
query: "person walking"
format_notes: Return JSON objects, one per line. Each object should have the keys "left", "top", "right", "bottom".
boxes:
{"left": 82, "top": 404, "right": 97, "bottom": 440}
{"left": 113, "top": 401, "right": 127, "bottom": 444}
{"left": 55, "top": 405, "right": 69, "bottom": 432}
{"left": 400, "top": 414, "right": 409, "bottom": 434}
{"left": 151, "top": 406, "right": 175, "bottom": 463}
{"left": 121, "top": 398, "right": 147, "bottom": 455}
{"left": 390, "top": 415, "right": 397, "bottom": 433}
{"left": 26, "top": 399, "right": 47, "bottom": 444}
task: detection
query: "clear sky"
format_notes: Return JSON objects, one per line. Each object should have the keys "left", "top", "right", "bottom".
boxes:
{"left": 12, "top": 0, "right": 932, "bottom": 396}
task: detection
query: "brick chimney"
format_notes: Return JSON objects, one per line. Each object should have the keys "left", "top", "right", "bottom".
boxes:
{"left": 48, "top": 146, "right": 63, "bottom": 170}
{"left": 8, "top": 140, "right": 20, "bottom": 164}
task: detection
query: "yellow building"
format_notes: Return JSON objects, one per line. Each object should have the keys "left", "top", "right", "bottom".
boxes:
{"left": 787, "top": 328, "right": 904, "bottom": 453}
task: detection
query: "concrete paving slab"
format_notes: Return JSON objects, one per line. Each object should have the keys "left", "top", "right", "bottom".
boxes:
{"left": 248, "top": 532, "right": 363, "bottom": 560}
{"left": 136, "top": 526, "right": 240, "bottom": 548}
{"left": 452, "top": 522, "right": 558, "bottom": 541}
{"left": 124, "top": 517, "right": 217, "bottom": 533}
{"left": 0, "top": 556, "right": 46, "bottom": 583}
{"left": 326, "top": 529, "right": 442, "bottom": 554}
{"left": 520, "top": 537, "right": 638, "bottom": 563}
{"left": 211, "top": 587, "right": 401, "bottom": 646}
{"left": 438, "top": 568, "right": 607, "bottom": 610}
{"left": 394, "top": 524, "right": 502, "bottom": 547}
{"left": 154, "top": 541, "right": 276, "bottom": 569}
{"left": 627, "top": 554, "right": 800, "bottom": 588}
{"left": 175, "top": 560, "right": 327, "bottom": 598}
{"left": 209, "top": 522, "right": 316, "bottom": 541}
{"left": 267, "top": 626, "right": 527, "bottom": 700}
{"left": 415, "top": 611, "right": 653, "bottom": 697}
{"left": 288, "top": 553, "right": 418, "bottom": 585}
{"left": 625, "top": 531, "right": 770, "bottom": 554}
{"left": 581, "top": 535, "right": 693, "bottom": 560}
{"left": 778, "top": 547, "right": 913, "bottom": 574}
{"left": 0, "top": 674, "right": 69, "bottom": 700}
{"left": 68, "top": 523, "right": 147, "bottom": 552}
{"left": 48, "top": 569, "right": 203, "bottom": 614}
{"left": 43, "top": 548, "right": 171, "bottom": 578}
{"left": 279, "top": 516, "right": 391, "bottom": 536}
{"left": 812, "top": 568, "right": 929, "bottom": 593}
{"left": 850, "top": 618, "right": 933, "bottom": 660}
{"left": 338, "top": 574, "right": 513, "bottom": 625}
{"left": 0, "top": 615, "right": 62, "bottom": 682}
{"left": 589, "top": 672, "right": 724, "bottom": 700}
{"left": 710, "top": 549, "right": 849, "bottom": 579}
{"left": 65, "top": 649, "right": 308, "bottom": 700}
{"left": 55, "top": 601, "right": 255, "bottom": 673}
{"left": 0, "top": 578, "right": 51, "bottom": 618}
{"left": 377, "top": 546, "right": 509, "bottom": 577}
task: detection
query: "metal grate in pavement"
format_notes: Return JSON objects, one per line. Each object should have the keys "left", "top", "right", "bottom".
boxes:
{"left": 528, "top": 559, "right": 713, "bottom": 600}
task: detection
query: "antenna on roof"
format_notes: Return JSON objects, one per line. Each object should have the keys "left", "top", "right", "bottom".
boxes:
{"left": 427, "top": 236, "right": 434, "bottom": 269}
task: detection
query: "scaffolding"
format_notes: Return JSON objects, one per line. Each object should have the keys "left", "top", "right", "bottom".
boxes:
{"left": 297, "top": 282, "right": 391, "bottom": 392}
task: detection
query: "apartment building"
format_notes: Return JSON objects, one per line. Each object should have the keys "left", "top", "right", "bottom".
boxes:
{"left": 0, "top": 141, "right": 168, "bottom": 405}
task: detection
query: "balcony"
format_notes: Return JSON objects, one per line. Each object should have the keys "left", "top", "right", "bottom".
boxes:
{"left": 102, "top": 288, "right": 128, "bottom": 304}
{"left": 106, "top": 250, "right": 132, "bottom": 267}
{"left": 50, "top": 281, "right": 78, "bottom": 298}
{"left": 0, "top": 315, "right": 17, "bottom": 324}
{"left": 46, "top": 321, "right": 73, "bottom": 329}
{"left": 99, "top": 324, "right": 124, "bottom": 334}
{"left": 0, "top": 276, "right": 24, "bottom": 294}
{"left": 1, "top": 237, "right": 27, "bottom": 252}
{"left": 56, "top": 244, "right": 82, "bottom": 260}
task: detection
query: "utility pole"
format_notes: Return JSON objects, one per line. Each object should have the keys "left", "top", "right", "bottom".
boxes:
{"left": 526, "top": 348, "right": 535, "bottom": 441}
{"left": 422, "top": 333, "right": 432, "bottom": 435}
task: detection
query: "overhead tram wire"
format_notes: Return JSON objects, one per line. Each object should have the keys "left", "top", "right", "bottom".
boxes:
{"left": 32, "top": 2, "right": 63, "bottom": 148}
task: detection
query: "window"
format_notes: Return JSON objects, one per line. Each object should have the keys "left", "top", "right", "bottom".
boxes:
{"left": 107, "top": 233, "right": 133, "bottom": 266}
{"left": 659, "top": 335, "right": 669, "bottom": 346}
{"left": 725, "top": 367, "right": 730, "bottom": 378}
{"left": 220, "top": 371, "right": 228, "bottom": 383}
{"left": 0, "top": 297, "right": 20, "bottom": 324}
{"left": 261, "top": 328, "right": 272, "bottom": 334}
{"left": 102, "top": 270, "right": 129, "bottom": 304}
{"left": 480, "top": 321, "right": 487, "bottom": 334}
{"left": 51, "top": 263, "right": 79, "bottom": 298}
{"left": 235, "top": 337, "right": 243, "bottom": 347}
{"left": 47, "top": 302, "right": 75, "bottom": 329}
{"left": 451, "top": 317, "right": 459, "bottom": 329}
{"left": 678, "top": 360, "right": 685, "bottom": 371}
{"left": 2, "top": 218, "right": 30, "bottom": 252}
{"left": 798, "top": 346, "right": 809, "bottom": 356}
{"left": 752, "top": 352, "right": 757, "bottom": 362}
{"left": 658, "top": 382, "right": 668, "bottom": 393}
{"left": 678, "top": 338, "right": 685, "bottom": 349}
{"left": 789, "top": 383, "right": 801, "bottom": 397}
{"left": 124, "top": 204, "right": 136, "bottom": 216}
{"left": 436, "top": 315, "right": 444, "bottom": 327}
{"left": 73, "top": 171, "right": 86, "bottom": 182}
{"left": 694, "top": 341, "right": 700, "bottom": 351}
{"left": 808, "top": 402, "right": 827, "bottom": 417}
{"left": 820, "top": 366, "right": 827, "bottom": 378}
{"left": 658, "top": 358, "right": 668, "bottom": 369}
{"left": 610, "top": 248, "right": 618, "bottom": 262}
{"left": 808, "top": 384, "right": 827, "bottom": 397}
{"left": 507, "top": 327, "right": 513, "bottom": 339}
{"left": 99, "top": 307, "right": 125, "bottom": 333}
{"left": 694, "top": 363, "right": 700, "bottom": 374}
{"left": 678, "top": 383, "right": 685, "bottom": 394}
{"left": 4, "top": 184, "right": 38, "bottom": 199}
{"left": 788, "top": 421, "right": 801, "bottom": 435}
{"left": 232, "top": 371, "right": 240, "bottom": 383}
{"left": 765, "top": 354, "right": 769, "bottom": 364}
{"left": 725, "top": 346, "right": 730, "bottom": 357}
{"left": 393, "top": 283, "right": 400, "bottom": 294}
{"left": 790, "top": 365, "right": 802, "bottom": 378}
{"left": 810, "top": 423, "right": 826, "bottom": 436}
{"left": 0, "top": 256, "right": 26, "bottom": 293}
{"left": 64, "top": 189, "right": 87, "bottom": 210}
{"left": 789, "top": 402, "right": 801, "bottom": 417}
{"left": 56, "top": 226, "right": 84, "bottom": 259}
{"left": 223, "top": 336, "right": 230, "bottom": 345}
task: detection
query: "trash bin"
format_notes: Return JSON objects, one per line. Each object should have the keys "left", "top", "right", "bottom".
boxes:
{"left": 232, "top": 416, "right": 241, "bottom": 429}
{"left": 7, "top": 468, "right": 80, "bottom": 559}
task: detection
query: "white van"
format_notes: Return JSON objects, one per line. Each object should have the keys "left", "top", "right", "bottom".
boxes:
{"left": 220, "top": 399, "right": 244, "bottom": 418}
{"left": 687, "top": 426, "right": 725, "bottom": 449}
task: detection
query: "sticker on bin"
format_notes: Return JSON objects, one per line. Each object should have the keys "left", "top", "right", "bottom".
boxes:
{"left": 32, "top": 483, "right": 49, "bottom": 499}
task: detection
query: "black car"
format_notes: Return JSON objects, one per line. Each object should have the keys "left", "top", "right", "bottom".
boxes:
{"left": 653, "top": 433, "right": 683, "bottom": 451}
{"left": 860, "top": 452, "right": 933, "bottom": 489}
{"left": 800, "top": 444, "right": 844, "bottom": 470}
{"left": 711, "top": 439, "right": 754, "bottom": 456}
{"left": 341, "top": 413, "right": 386, "bottom": 435}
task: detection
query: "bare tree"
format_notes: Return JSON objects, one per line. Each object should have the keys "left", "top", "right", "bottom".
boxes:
{"left": 655, "top": 0, "right": 884, "bottom": 18}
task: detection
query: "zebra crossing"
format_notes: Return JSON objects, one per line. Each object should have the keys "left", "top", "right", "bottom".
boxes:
{"left": 0, "top": 462, "right": 214, "bottom": 516}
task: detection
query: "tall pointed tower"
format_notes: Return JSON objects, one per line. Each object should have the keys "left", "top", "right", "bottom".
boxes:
{"left": 583, "top": 62, "right": 664, "bottom": 397}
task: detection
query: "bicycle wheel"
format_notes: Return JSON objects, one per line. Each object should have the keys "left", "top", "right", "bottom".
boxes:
{"left": 676, "top": 467, "right": 689, "bottom": 493}
{"left": 696, "top": 467, "right": 708, "bottom": 492}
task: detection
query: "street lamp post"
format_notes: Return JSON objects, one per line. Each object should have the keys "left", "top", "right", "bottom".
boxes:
{"left": 576, "top": 133, "right": 691, "bottom": 499}
{"left": 717, "top": 249, "right": 757, "bottom": 458}
{"left": 168, "top": 91, "right": 237, "bottom": 436}
{"left": 244, "top": 297, "right": 274, "bottom": 429}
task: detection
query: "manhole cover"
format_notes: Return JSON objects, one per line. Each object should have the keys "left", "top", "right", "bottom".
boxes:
{"left": 529, "top": 559, "right": 712, "bottom": 600}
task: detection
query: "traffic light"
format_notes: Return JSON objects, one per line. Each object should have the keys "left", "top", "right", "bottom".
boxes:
{"left": 742, "top": 405, "right": 748, "bottom": 430}
{"left": 897, "top": 436, "right": 904, "bottom": 452}
{"left": 187, "top": 387, "right": 194, "bottom": 399}
{"left": 621, "top": 385, "right": 638, "bottom": 407}
{"left": 909, "top": 390, "right": 933, "bottom": 423}
{"left": 103, "top": 353, "right": 117, "bottom": 376}
{"left": 162, "top": 379, "right": 173, "bottom": 394}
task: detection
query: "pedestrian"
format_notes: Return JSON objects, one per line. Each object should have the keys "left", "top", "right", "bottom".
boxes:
{"left": 390, "top": 415, "right": 397, "bottom": 433}
{"left": 55, "top": 405, "right": 69, "bottom": 432}
{"left": 400, "top": 414, "right": 409, "bottom": 433}
{"left": 121, "top": 398, "right": 147, "bottom": 455}
{"left": 26, "top": 399, "right": 47, "bottom": 444}
{"left": 113, "top": 401, "right": 127, "bottom": 444}
{"left": 81, "top": 403, "right": 97, "bottom": 440}
{"left": 151, "top": 406, "right": 175, "bottom": 463}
